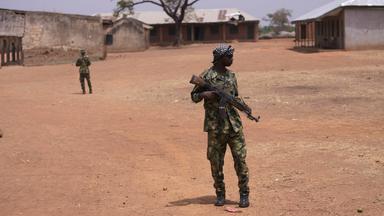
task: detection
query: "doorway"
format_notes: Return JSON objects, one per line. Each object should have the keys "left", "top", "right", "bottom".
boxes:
{"left": 247, "top": 23, "right": 255, "bottom": 39}
{"left": 1, "top": 36, "right": 23, "bottom": 67}
{"left": 193, "top": 26, "right": 205, "bottom": 41}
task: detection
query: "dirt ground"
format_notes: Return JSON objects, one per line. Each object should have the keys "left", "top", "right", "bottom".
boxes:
{"left": 0, "top": 39, "right": 384, "bottom": 216}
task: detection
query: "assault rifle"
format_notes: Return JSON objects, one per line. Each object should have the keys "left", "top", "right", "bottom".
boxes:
{"left": 190, "top": 75, "right": 260, "bottom": 123}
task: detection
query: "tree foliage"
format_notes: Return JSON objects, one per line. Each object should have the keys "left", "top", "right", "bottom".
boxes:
{"left": 114, "top": 0, "right": 200, "bottom": 46}
{"left": 264, "top": 8, "right": 292, "bottom": 34}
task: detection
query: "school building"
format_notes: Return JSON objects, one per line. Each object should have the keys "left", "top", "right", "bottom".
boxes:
{"left": 100, "top": 8, "right": 259, "bottom": 46}
{"left": 293, "top": 0, "right": 384, "bottom": 50}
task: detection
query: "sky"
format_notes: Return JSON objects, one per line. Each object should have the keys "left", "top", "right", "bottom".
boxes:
{"left": 0, "top": 0, "right": 335, "bottom": 25}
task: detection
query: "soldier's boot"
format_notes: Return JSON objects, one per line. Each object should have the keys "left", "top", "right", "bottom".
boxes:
{"left": 239, "top": 193, "right": 249, "bottom": 208}
{"left": 81, "top": 83, "right": 86, "bottom": 94}
{"left": 88, "top": 81, "right": 93, "bottom": 94}
{"left": 214, "top": 193, "right": 225, "bottom": 206}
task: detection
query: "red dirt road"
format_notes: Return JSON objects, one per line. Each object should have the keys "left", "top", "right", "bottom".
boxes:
{"left": 1, "top": 39, "right": 384, "bottom": 216}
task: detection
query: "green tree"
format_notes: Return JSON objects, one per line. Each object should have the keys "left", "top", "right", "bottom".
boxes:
{"left": 265, "top": 8, "right": 292, "bottom": 34}
{"left": 114, "top": 0, "right": 200, "bottom": 46}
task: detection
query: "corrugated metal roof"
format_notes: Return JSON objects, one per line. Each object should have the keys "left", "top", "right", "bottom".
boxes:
{"left": 293, "top": 0, "right": 384, "bottom": 22}
{"left": 96, "top": 8, "right": 259, "bottom": 24}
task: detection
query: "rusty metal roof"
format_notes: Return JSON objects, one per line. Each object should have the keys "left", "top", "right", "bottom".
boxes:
{"left": 97, "top": 8, "right": 259, "bottom": 25}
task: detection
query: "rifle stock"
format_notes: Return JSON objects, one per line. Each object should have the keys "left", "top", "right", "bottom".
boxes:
{"left": 189, "top": 75, "right": 206, "bottom": 87}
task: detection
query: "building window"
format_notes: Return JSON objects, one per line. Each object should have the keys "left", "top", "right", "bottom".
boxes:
{"left": 168, "top": 26, "right": 176, "bottom": 36}
{"left": 105, "top": 34, "right": 113, "bottom": 45}
{"left": 210, "top": 25, "right": 219, "bottom": 35}
{"left": 229, "top": 25, "right": 238, "bottom": 35}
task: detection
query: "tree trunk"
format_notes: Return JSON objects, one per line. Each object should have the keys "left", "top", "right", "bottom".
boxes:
{"left": 174, "top": 21, "right": 183, "bottom": 47}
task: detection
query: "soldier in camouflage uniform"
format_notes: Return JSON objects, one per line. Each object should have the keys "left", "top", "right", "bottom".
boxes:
{"left": 191, "top": 44, "right": 250, "bottom": 208}
{"left": 75, "top": 49, "right": 92, "bottom": 94}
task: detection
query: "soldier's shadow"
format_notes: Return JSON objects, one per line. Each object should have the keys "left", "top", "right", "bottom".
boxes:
{"left": 166, "top": 195, "right": 237, "bottom": 207}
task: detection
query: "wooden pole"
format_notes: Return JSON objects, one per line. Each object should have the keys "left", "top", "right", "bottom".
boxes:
{"left": 0, "top": 38, "right": 3, "bottom": 67}
{"left": 6, "top": 38, "right": 10, "bottom": 65}
{"left": 191, "top": 24, "right": 195, "bottom": 42}
{"left": 20, "top": 37, "right": 24, "bottom": 65}
{"left": 159, "top": 25, "right": 163, "bottom": 44}
{"left": 222, "top": 23, "right": 226, "bottom": 42}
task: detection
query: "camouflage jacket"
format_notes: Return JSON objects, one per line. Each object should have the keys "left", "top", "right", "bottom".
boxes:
{"left": 191, "top": 67, "right": 243, "bottom": 133}
{"left": 76, "top": 56, "right": 91, "bottom": 74}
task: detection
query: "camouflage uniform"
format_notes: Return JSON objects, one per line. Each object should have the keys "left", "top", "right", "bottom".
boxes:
{"left": 191, "top": 67, "right": 249, "bottom": 197}
{"left": 75, "top": 51, "right": 92, "bottom": 94}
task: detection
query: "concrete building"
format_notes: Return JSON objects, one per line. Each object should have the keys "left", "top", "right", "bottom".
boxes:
{"left": 292, "top": 0, "right": 384, "bottom": 50}
{"left": 100, "top": 8, "right": 259, "bottom": 45}
{"left": 0, "top": 8, "right": 105, "bottom": 67}
{"left": 101, "top": 16, "right": 152, "bottom": 53}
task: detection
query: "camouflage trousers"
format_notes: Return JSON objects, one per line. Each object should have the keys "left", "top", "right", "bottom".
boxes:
{"left": 79, "top": 73, "right": 92, "bottom": 93}
{"left": 207, "top": 129, "right": 249, "bottom": 196}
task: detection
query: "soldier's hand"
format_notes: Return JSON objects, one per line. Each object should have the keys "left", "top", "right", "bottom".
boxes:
{"left": 200, "top": 91, "right": 217, "bottom": 100}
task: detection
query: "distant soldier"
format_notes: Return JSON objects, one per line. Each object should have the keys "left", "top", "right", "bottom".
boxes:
{"left": 75, "top": 49, "right": 92, "bottom": 94}
{"left": 190, "top": 44, "right": 250, "bottom": 208}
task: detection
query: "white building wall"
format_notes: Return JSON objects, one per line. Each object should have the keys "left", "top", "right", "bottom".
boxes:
{"left": 23, "top": 12, "right": 104, "bottom": 51}
{"left": 0, "top": 10, "right": 25, "bottom": 37}
{"left": 22, "top": 11, "right": 105, "bottom": 65}
{"left": 344, "top": 7, "right": 384, "bottom": 49}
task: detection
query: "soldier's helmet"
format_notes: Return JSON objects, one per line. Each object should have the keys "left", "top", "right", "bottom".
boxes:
{"left": 80, "top": 49, "right": 86, "bottom": 55}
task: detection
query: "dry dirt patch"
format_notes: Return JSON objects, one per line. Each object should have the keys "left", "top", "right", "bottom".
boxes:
{"left": 0, "top": 39, "right": 383, "bottom": 216}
